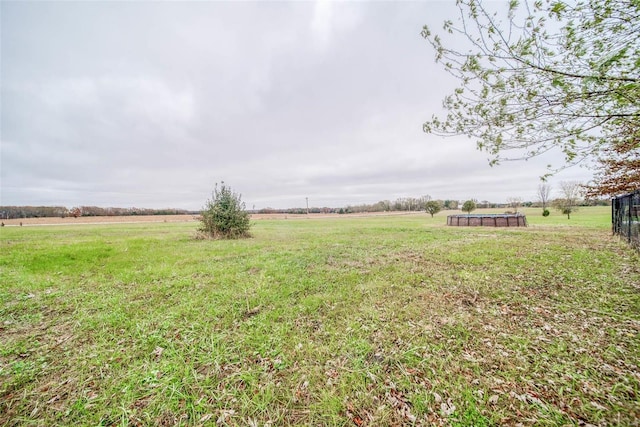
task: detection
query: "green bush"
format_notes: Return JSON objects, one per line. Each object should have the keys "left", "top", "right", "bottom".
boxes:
{"left": 199, "top": 182, "right": 251, "bottom": 239}
{"left": 462, "top": 200, "right": 477, "bottom": 214}
{"left": 542, "top": 209, "right": 550, "bottom": 217}
{"left": 425, "top": 200, "right": 443, "bottom": 217}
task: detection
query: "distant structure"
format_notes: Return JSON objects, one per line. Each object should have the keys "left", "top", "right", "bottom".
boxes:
{"left": 447, "top": 213, "right": 527, "bottom": 227}
{"left": 612, "top": 190, "right": 639, "bottom": 249}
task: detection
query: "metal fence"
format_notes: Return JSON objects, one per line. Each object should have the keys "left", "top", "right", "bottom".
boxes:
{"left": 612, "top": 190, "right": 640, "bottom": 249}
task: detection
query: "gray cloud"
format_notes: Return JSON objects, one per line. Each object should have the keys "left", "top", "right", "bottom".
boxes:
{"left": 1, "top": 1, "right": 593, "bottom": 210}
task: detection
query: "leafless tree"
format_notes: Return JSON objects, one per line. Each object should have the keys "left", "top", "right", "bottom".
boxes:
{"left": 536, "top": 183, "right": 552, "bottom": 212}
{"left": 506, "top": 197, "right": 523, "bottom": 213}
{"left": 554, "top": 181, "right": 583, "bottom": 219}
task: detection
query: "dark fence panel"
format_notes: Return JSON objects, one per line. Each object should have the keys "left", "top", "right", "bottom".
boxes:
{"left": 612, "top": 190, "right": 640, "bottom": 249}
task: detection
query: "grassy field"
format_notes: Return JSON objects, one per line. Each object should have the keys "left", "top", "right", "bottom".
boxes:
{"left": 1, "top": 207, "right": 638, "bottom": 426}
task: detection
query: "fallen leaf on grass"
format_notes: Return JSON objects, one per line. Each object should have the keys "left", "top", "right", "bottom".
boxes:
{"left": 440, "top": 399, "right": 456, "bottom": 417}
{"left": 385, "top": 384, "right": 417, "bottom": 422}
{"left": 325, "top": 368, "right": 339, "bottom": 379}
{"left": 199, "top": 413, "right": 213, "bottom": 423}
{"left": 510, "top": 391, "right": 547, "bottom": 409}
{"left": 345, "top": 400, "right": 374, "bottom": 426}
{"left": 216, "top": 409, "right": 235, "bottom": 425}
{"left": 295, "top": 380, "right": 310, "bottom": 402}
{"left": 152, "top": 346, "right": 164, "bottom": 360}
{"left": 243, "top": 306, "right": 262, "bottom": 319}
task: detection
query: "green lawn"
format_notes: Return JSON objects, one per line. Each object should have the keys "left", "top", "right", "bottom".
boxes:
{"left": 1, "top": 207, "right": 638, "bottom": 426}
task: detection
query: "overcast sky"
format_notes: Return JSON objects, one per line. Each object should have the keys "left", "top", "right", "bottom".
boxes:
{"left": 1, "top": 1, "right": 594, "bottom": 210}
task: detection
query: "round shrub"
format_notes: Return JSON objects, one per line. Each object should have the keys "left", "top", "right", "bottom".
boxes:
{"left": 199, "top": 182, "right": 251, "bottom": 239}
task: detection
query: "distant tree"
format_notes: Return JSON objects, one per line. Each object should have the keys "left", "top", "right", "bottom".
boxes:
{"left": 408, "top": 197, "right": 421, "bottom": 211}
{"left": 536, "top": 183, "right": 552, "bottom": 215}
{"left": 462, "top": 200, "right": 477, "bottom": 214}
{"left": 554, "top": 181, "right": 583, "bottom": 219}
{"left": 70, "top": 207, "right": 82, "bottom": 218}
{"left": 80, "top": 206, "right": 108, "bottom": 216}
{"left": 199, "top": 182, "right": 252, "bottom": 239}
{"left": 506, "top": 197, "right": 523, "bottom": 213}
{"left": 424, "top": 200, "right": 443, "bottom": 218}
{"left": 582, "top": 198, "right": 611, "bottom": 207}
{"left": 371, "top": 201, "right": 386, "bottom": 212}
{"left": 444, "top": 199, "right": 459, "bottom": 210}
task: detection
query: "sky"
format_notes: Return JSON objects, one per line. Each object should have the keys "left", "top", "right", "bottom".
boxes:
{"left": 0, "top": 1, "right": 594, "bottom": 210}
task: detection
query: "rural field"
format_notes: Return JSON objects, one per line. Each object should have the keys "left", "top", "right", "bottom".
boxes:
{"left": 1, "top": 206, "right": 639, "bottom": 426}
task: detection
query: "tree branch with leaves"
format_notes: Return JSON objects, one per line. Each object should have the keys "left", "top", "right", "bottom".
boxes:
{"left": 585, "top": 118, "right": 640, "bottom": 197}
{"left": 422, "top": 0, "right": 640, "bottom": 179}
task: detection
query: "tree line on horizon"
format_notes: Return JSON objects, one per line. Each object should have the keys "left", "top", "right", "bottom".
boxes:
{"left": 0, "top": 194, "right": 611, "bottom": 220}
{"left": 0, "top": 206, "right": 192, "bottom": 220}
{"left": 253, "top": 194, "right": 609, "bottom": 216}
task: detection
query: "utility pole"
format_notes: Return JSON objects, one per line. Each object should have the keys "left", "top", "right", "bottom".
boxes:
{"left": 306, "top": 197, "right": 309, "bottom": 215}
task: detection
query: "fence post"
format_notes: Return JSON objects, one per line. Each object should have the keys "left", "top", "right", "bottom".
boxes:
{"left": 629, "top": 196, "right": 633, "bottom": 244}
{"left": 611, "top": 200, "right": 615, "bottom": 234}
